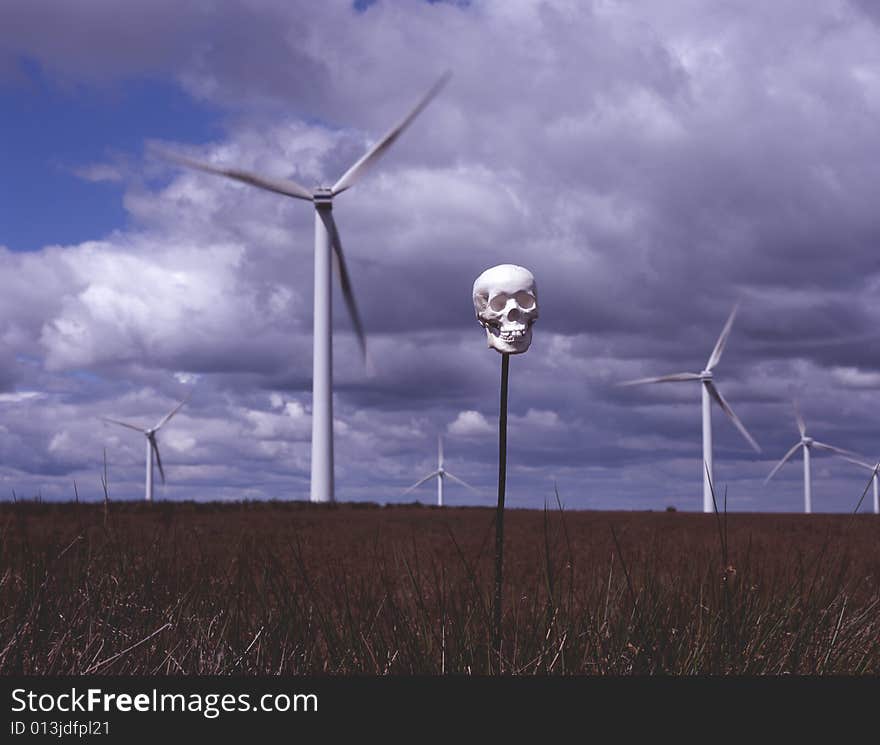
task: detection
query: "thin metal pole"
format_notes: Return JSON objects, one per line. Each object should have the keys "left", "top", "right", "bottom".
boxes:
{"left": 493, "top": 353, "right": 510, "bottom": 671}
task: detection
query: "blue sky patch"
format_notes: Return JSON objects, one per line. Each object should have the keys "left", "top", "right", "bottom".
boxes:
{"left": 0, "top": 58, "right": 221, "bottom": 252}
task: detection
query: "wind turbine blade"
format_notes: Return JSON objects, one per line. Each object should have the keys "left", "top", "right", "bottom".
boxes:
{"left": 444, "top": 470, "right": 480, "bottom": 495}
{"left": 764, "top": 441, "right": 803, "bottom": 483}
{"left": 331, "top": 71, "right": 451, "bottom": 195}
{"left": 319, "top": 210, "right": 368, "bottom": 362}
{"left": 618, "top": 372, "right": 702, "bottom": 386}
{"left": 154, "top": 391, "right": 191, "bottom": 431}
{"left": 150, "top": 436, "right": 166, "bottom": 485}
{"left": 438, "top": 435, "right": 444, "bottom": 468}
{"left": 793, "top": 400, "right": 806, "bottom": 438}
{"left": 706, "top": 303, "right": 739, "bottom": 371}
{"left": 402, "top": 471, "right": 440, "bottom": 495}
{"left": 102, "top": 417, "right": 145, "bottom": 433}
{"left": 154, "top": 147, "right": 314, "bottom": 202}
{"left": 705, "top": 381, "right": 761, "bottom": 452}
{"left": 811, "top": 441, "right": 862, "bottom": 460}
{"left": 839, "top": 454, "right": 875, "bottom": 471}
{"left": 852, "top": 473, "right": 876, "bottom": 515}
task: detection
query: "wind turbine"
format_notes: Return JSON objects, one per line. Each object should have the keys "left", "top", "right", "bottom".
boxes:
{"left": 103, "top": 395, "right": 189, "bottom": 502}
{"left": 837, "top": 456, "right": 880, "bottom": 515}
{"left": 620, "top": 305, "right": 761, "bottom": 513}
{"left": 764, "top": 403, "right": 859, "bottom": 514}
{"left": 158, "top": 73, "right": 450, "bottom": 503}
{"left": 403, "top": 435, "right": 479, "bottom": 506}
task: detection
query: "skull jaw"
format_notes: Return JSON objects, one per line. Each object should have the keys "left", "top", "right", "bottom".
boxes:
{"left": 484, "top": 324, "right": 533, "bottom": 354}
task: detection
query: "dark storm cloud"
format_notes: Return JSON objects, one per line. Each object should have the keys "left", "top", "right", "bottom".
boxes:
{"left": 0, "top": 0, "right": 332, "bottom": 110}
{"left": 3, "top": 1, "right": 880, "bottom": 510}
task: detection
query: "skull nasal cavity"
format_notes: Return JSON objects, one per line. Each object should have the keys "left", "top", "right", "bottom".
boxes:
{"left": 507, "top": 307, "right": 521, "bottom": 322}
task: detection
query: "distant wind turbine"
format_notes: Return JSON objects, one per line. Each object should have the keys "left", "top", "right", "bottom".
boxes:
{"left": 620, "top": 305, "right": 761, "bottom": 513}
{"left": 764, "top": 402, "right": 859, "bottom": 514}
{"left": 838, "top": 455, "right": 880, "bottom": 515}
{"left": 403, "top": 436, "right": 479, "bottom": 506}
{"left": 103, "top": 395, "right": 190, "bottom": 502}
{"left": 157, "top": 72, "right": 450, "bottom": 503}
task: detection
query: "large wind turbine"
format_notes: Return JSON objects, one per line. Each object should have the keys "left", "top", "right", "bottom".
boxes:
{"left": 403, "top": 435, "right": 479, "bottom": 506}
{"left": 765, "top": 403, "right": 859, "bottom": 514}
{"left": 159, "top": 73, "right": 450, "bottom": 503}
{"left": 838, "top": 456, "right": 880, "bottom": 515}
{"left": 620, "top": 305, "right": 761, "bottom": 513}
{"left": 103, "top": 395, "right": 189, "bottom": 502}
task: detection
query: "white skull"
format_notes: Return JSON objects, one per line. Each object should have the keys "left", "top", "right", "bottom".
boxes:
{"left": 472, "top": 264, "right": 538, "bottom": 354}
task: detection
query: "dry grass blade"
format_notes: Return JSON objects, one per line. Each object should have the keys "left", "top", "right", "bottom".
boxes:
{"left": 84, "top": 622, "right": 172, "bottom": 674}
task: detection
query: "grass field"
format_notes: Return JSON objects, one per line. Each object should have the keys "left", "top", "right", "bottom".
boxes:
{"left": 1, "top": 500, "right": 878, "bottom": 675}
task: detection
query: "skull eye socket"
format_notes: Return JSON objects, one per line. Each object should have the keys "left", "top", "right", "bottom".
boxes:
{"left": 515, "top": 291, "right": 535, "bottom": 309}
{"left": 489, "top": 293, "right": 509, "bottom": 312}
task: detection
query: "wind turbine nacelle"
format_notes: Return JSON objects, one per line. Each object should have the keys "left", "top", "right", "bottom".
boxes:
{"left": 313, "top": 188, "right": 333, "bottom": 205}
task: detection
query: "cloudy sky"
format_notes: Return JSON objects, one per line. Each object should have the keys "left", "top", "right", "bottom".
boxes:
{"left": 3, "top": 0, "right": 880, "bottom": 511}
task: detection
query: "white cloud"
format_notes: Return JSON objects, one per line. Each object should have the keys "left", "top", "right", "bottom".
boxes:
{"left": 0, "top": 391, "right": 44, "bottom": 403}
{"left": 448, "top": 410, "right": 494, "bottom": 437}
{"left": 174, "top": 371, "right": 199, "bottom": 385}
{"left": 831, "top": 366, "right": 880, "bottom": 389}
{"left": 72, "top": 163, "right": 125, "bottom": 183}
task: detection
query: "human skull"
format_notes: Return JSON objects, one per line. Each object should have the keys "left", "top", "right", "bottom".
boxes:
{"left": 472, "top": 264, "right": 538, "bottom": 354}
